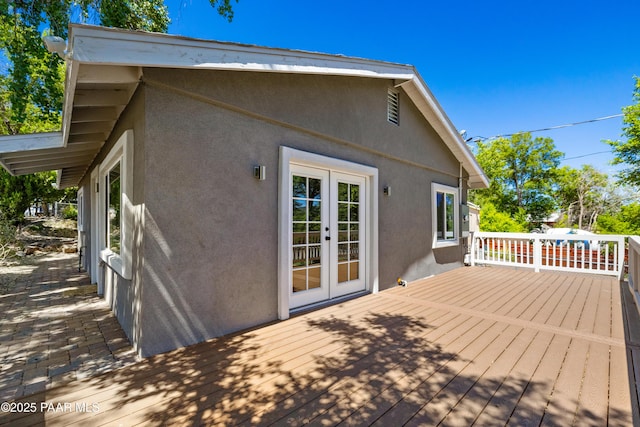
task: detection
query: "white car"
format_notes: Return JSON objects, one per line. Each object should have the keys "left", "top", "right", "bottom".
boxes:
{"left": 545, "top": 228, "right": 600, "bottom": 250}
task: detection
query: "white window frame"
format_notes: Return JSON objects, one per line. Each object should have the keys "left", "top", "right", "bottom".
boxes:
{"left": 77, "top": 187, "right": 84, "bottom": 232}
{"left": 99, "top": 130, "right": 134, "bottom": 280}
{"left": 432, "top": 182, "right": 459, "bottom": 248}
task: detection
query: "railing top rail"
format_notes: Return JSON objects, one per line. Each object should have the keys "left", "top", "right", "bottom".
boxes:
{"left": 474, "top": 231, "right": 627, "bottom": 241}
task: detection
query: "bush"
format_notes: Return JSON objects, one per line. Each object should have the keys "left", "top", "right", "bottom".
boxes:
{"left": 479, "top": 203, "right": 528, "bottom": 232}
{"left": 0, "top": 215, "right": 16, "bottom": 263}
{"left": 61, "top": 205, "right": 78, "bottom": 220}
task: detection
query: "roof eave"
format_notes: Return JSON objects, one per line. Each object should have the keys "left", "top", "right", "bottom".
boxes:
{"left": 1, "top": 25, "right": 489, "bottom": 190}
{"left": 0, "top": 132, "right": 64, "bottom": 176}
{"left": 399, "top": 75, "right": 489, "bottom": 189}
{"left": 67, "top": 24, "right": 416, "bottom": 80}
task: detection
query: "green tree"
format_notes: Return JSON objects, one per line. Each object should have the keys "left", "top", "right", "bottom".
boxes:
{"left": 596, "top": 202, "right": 640, "bottom": 235}
{"left": 555, "top": 165, "right": 608, "bottom": 230}
{"left": 472, "top": 132, "right": 564, "bottom": 223}
{"left": 607, "top": 77, "right": 640, "bottom": 186}
{"left": 478, "top": 202, "right": 527, "bottom": 232}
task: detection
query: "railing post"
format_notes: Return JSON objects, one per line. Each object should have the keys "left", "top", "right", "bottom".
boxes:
{"left": 618, "top": 236, "right": 627, "bottom": 281}
{"left": 533, "top": 235, "right": 541, "bottom": 273}
{"left": 470, "top": 232, "right": 476, "bottom": 266}
{"left": 630, "top": 239, "right": 636, "bottom": 291}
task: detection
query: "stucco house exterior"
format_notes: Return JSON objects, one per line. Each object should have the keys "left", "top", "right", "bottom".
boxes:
{"left": 0, "top": 25, "right": 488, "bottom": 357}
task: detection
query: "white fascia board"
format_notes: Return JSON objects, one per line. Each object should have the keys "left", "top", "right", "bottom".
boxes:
{"left": 67, "top": 25, "right": 415, "bottom": 81}
{"left": 61, "top": 57, "right": 79, "bottom": 148}
{"left": 0, "top": 132, "right": 63, "bottom": 153}
{"left": 401, "top": 75, "right": 489, "bottom": 189}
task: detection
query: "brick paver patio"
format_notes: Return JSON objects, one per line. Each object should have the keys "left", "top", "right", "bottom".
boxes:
{"left": 0, "top": 253, "right": 137, "bottom": 401}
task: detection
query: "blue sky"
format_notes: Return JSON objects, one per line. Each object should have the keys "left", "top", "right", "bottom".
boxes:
{"left": 165, "top": 0, "right": 639, "bottom": 175}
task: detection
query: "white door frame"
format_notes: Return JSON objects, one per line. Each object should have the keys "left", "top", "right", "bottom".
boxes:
{"left": 278, "top": 146, "right": 379, "bottom": 320}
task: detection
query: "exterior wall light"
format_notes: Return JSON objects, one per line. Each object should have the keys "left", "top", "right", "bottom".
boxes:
{"left": 254, "top": 165, "right": 266, "bottom": 181}
{"left": 43, "top": 35, "right": 68, "bottom": 59}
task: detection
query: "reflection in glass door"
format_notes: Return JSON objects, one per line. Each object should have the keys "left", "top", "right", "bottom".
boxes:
{"left": 331, "top": 173, "right": 366, "bottom": 298}
{"left": 289, "top": 166, "right": 366, "bottom": 308}
{"left": 292, "top": 174, "right": 323, "bottom": 293}
{"left": 337, "top": 181, "right": 359, "bottom": 283}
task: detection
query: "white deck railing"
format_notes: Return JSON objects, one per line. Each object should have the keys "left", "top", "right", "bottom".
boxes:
{"left": 470, "top": 232, "right": 627, "bottom": 278}
{"left": 628, "top": 236, "right": 640, "bottom": 315}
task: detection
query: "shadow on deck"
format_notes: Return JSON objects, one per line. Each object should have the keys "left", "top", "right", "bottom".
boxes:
{"left": 2, "top": 266, "right": 639, "bottom": 426}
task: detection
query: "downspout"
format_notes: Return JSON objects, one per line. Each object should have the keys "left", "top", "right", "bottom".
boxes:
{"left": 459, "top": 162, "right": 463, "bottom": 202}
{"left": 460, "top": 162, "right": 471, "bottom": 264}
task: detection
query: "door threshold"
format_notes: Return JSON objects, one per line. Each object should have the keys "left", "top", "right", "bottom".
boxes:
{"left": 290, "top": 291, "right": 370, "bottom": 317}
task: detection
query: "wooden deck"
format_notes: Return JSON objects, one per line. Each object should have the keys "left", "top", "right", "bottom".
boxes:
{"left": 3, "top": 266, "right": 640, "bottom": 426}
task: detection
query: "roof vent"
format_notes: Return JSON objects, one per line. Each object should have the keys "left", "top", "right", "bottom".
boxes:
{"left": 387, "top": 88, "right": 399, "bottom": 125}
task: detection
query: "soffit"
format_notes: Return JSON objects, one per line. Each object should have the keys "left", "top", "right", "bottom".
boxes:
{"left": 0, "top": 63, "right": 140, "bottom": 188}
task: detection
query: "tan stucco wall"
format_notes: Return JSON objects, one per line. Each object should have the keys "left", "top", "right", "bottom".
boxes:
{"left": 135, "top": 68, "right": 468, "bottom": 356}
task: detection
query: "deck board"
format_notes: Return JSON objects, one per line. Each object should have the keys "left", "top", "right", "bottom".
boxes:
{"left": 472, "top": 330, "right": 556, "bottom": 426}
{"left": 576, "top": 342, "right": 612, "bottom": 424}
{"left": 506, "top": 333, "right": 571, "bottom": 427}
{"left": 434, "top": 325, "right": 528, "bottom": 425}
{"left": 1, "top": 266, "right": 637, "bottom": 426}
{"left": 539, "top": 338, "right": 589, "bottom": 426}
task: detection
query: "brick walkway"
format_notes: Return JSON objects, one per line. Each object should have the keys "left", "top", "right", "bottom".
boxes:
{"left": 0, "top": 253, "right": 137, "bottom": 401}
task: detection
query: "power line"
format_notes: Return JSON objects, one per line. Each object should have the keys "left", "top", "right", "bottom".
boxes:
{"left": 563, "top": 150, "right": 612, "bottom": 161}
{"left": 468, "top": 113, "right": 624, "bottom": 141}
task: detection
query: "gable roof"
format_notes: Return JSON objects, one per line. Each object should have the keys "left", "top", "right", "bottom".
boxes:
{"left": 0, "top": 24, "right": 488, "bottom": 189}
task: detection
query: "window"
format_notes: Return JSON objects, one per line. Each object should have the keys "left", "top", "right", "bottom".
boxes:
{"left": 106, "top": 162, "right": 121, "bottom": 254}
{"left": 77, "top": 188, "right": 84, "bottom": 232}
{"left": 387, "top": 88, "right": 399, "bottom": 125}
{"left": 99, "top": 130, "right": 133, "bottom": 279}
{"left": 432, "top": 183, "right": 459, "bottom": 248}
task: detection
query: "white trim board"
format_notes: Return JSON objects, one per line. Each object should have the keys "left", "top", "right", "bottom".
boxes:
{"left": 98, "top": 130, "right": 134, "bottom": 280}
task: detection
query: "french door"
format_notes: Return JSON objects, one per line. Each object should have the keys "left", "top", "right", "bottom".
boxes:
{"left": 290, "top": 164, "right": 367, "bottom": 308}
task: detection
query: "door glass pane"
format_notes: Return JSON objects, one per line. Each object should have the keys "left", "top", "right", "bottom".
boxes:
{"left": 309, "top": 201, "right": 321, "bottom": 221}
{"left": 349, "top": 261, "right": 359, "bottom": 281}
{"left": 293, "top": 223, "right": 306, "bottom": 244}
{"left": 338, "top": 264, "right": 348, "bottom": 283}
{"left": 350, "top": 204, "right": 359, "bottom": 222}
{"left": 337, "top": 182, "right": 360, "bottom": 283}
{"left": 308, "top": 267, "right": 321, "bottom": 289}
{"left": 292, "top": 270, "right": 306, "bottom": 293}
{"left": 338, "top": 243, "right": 349, "bottom": 262}
{"left": 338, "top": 203, "right": 348, "bottom": 221}
{"left": 350, "top": 185, "right": 359, "bottom": 203}
{"left": 293, "top": 199, "right": 306, "bottom": 221}
{"left": 309, "top": 222, "right": 321, "bottom": 244}
{"left": 309, "top": 178, "right": 321, "bottom": 199}
{"left": 308, "top": 245, "right": 321, "bottom": 265}
{"left": 293, "top": 176, "right": 306, "bottom": 198}
{"left": 107, "top": 162, "right": 121, "bottom": 254}
{"left": 338, "top": 182, "right": 348, "bottom": 202}
{"left": 292, "top": 174, "right": 323, "bottom": 293}
{"left": 350, "top": 242, "right": 359, "bottom": 261}
{"left": 292, "top": 246, "right": 306, "bottom": 267}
